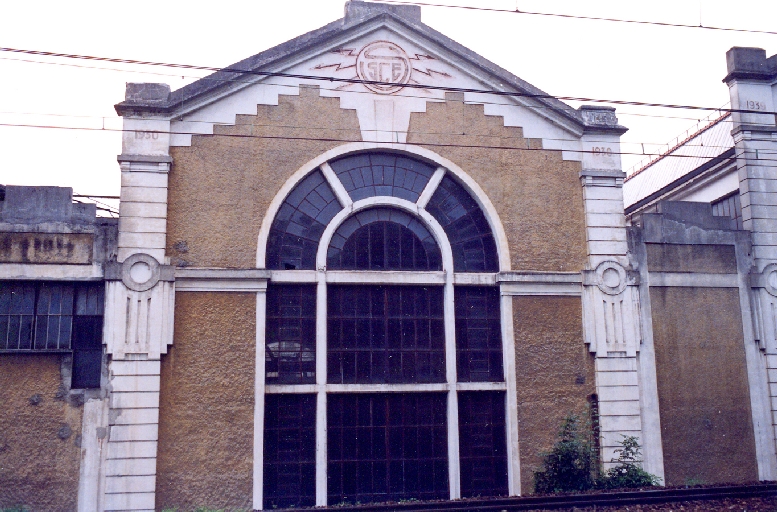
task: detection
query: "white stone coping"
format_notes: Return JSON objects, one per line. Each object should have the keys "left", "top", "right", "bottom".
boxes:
{"left": 0, "top": 263, "right": 103, "bottom": 280}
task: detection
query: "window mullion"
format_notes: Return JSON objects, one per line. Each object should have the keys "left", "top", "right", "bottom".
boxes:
{"left": 315, "top": 275, "right": 328, "bottom": 507}
{"left": 444, "top": 277, "right": 461, "bottom": 500}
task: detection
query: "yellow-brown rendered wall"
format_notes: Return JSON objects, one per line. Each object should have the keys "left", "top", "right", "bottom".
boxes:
{"left": 166, "top": 85, "right": 363, "bottom": 268}
{"left": 167, "top": 90, "right": 587, "bottom": 273}
{"left": 512, "top": 296, "right": 595, "bottom": 493}
{"left": 407, "top": 94, "right": 588, "bottom": 272}
{"left": 650, "top": 286, "right": 757, "bottom": 485}
{"left": 0, "top": 355, "right": 83, "bottom": 512}
{"left": 155, "top": 292, "right": 256, "bottom": 510}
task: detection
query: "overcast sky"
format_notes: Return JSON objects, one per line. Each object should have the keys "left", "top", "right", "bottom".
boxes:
{"left": 0, "top": 0, "right": 775, "bottom": 207}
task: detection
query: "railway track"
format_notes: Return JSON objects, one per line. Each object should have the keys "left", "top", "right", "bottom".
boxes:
{"left": 299, "top": 482, "right": 777, "bottom": 511}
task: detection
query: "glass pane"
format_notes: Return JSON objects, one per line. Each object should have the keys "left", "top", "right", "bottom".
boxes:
{"left": 455, "top": 286, "right": 503, "bottom": 382}
{"left": 265, "top": 284, "right": 316, "bottom": 384}
{"left": 327, "top": 209, "right": 442, "bottom": 271}
{"left": 72, "top": 349, "right": 102, "bottom": 389}
{"left": 328, "top": 393, "right": 448, "bottom": 505}
{"left": 329, "top": 153, "right": 436, "bottom": 203}
{"left": 266, "top": 170, "right": 342, "bottom": 270}
{"left": 328, "top": 286, "right": 445, "bottom": 384}
{"left": 264, "top": 394, "right": 316, "bottom": 510}
{"left": 34, "top": 283, "right": 75, "bottom": 350}
{"left": 458, "top": 391, "right": 508, "bottom": 498}
{"left": 426, "top": 176, "right": 499, "bottom": 272}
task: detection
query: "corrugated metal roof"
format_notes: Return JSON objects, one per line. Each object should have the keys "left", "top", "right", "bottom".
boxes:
{"left": 623, "top": 112, "right": 733, "bottom": 208}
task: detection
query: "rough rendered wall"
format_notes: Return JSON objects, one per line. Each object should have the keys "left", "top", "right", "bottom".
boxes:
{"left": 156, "top": 292, "right": 256, "bottom": 510}
{"left": 650, "top": 286, "right": 757, "bottom": 485}
{"left": 166, "top": 85, "right": 363, "bottom": 268}
{"left": 408, "top": 95, "right": 588, "bottom": 272}
{"left": 0, "top": 355, "right": 82, "bottom": 511}
{"left": 512, "top": 296, "right": 595, "bottom": 492}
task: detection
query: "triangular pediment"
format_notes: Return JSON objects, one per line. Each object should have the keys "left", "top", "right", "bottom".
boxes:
{"left": 117, "top": 1, "right": 625, "bottom": 150}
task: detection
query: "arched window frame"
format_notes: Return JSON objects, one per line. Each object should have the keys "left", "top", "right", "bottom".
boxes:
{"left": 254, "top": 143, "right": 520, "bottom": 509}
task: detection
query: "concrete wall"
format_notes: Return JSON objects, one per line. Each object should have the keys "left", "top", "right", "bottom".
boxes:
{"left": 0, "top": 355, "right": 83, "bottom": 511}
{"left": 155, "top": 292, "right": 256, "bottom": 510}
{"left": 632, "top": 209, "right": 762, "bottom": 486}
{"left": 512, "top": 296, "right": 595, "bottom": 492}
{"left": 650, "top": 285, "right": 757, "bottom": 484}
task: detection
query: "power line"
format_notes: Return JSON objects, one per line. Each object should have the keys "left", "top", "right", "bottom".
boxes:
{"left": 1, "top": 121, "right": 773, "bottom": 165}
{"left": 0, "top": 54, "right": 719, "bottom": 126}
{"left": 380, "top": 0, "right": 777, "bottom": 36}
{"left": 0, "top": 108, "right": 733, "bottom": 150}
{"left": 0, "top": 46, "right": 770, "bottom": 116}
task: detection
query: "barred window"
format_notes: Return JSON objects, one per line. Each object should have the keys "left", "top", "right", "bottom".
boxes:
{"left": 263, "top": 152, "right": 510, "bottom": 506}
{"left": 0, "top": 281, "right": 104, "bottom": 388}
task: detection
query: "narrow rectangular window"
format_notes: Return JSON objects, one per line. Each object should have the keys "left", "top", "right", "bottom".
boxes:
{"left": 265, "top": 284, "right": 316, "bottom": 384}
{"left": 327, "top": 393, "right": 448, "bottom": 504}
{"left": 458, "top": 391, "right": 508, "bottom": 498}
{"left": 455, "top": 286, "right": 504, "bottom": 382}
{"left": 71, "top": 283, "right": 105, "bottom": 389}
{"left": 264, "top": 394, "right": 316, "bottom": 509}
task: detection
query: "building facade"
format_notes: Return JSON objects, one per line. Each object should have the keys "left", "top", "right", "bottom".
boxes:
{"left": 3, "top": 2, "right": 777, "bottom": 511}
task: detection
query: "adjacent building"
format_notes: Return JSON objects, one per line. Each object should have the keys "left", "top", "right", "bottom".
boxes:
{"left": 2, "top": 2, "right": 777, "bottom": 511}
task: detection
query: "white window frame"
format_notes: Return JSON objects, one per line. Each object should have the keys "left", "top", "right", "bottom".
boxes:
{"left": 254, "top": 143, "right": 520, "bottom": 509}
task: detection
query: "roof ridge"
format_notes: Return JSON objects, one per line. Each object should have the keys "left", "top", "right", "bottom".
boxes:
{"left": 625, "top": 110, "right": 731, "bottom": 182}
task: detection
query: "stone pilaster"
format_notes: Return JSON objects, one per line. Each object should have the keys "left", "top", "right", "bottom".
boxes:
{"left": 726, "top": 47, "right": 777, "bottom": 480}
{"left": 578, "top": 107, "right": 655, "bottom": 473}
{"left": 98, "top": 84, "right": 175, "bottom": 511}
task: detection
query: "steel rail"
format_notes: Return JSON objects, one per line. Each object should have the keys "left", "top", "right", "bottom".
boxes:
{"left": 294, "top": 482, "right": 777, "bottom": 511}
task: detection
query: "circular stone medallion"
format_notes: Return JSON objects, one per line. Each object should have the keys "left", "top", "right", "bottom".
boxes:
{"left": 595, "top": 260, "right": 628, "bottom": 295}
{"left": 356, "top": 40, "right": 412, "bottom": 94}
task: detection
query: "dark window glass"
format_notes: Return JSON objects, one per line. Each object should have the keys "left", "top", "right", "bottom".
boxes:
{"left": 267, "top": 170, "right": 342, "bottom": 270}
{"left": 71, "top": 283, "right": 105, "bottom": 389}
{"left": 266, "top": 284, "right": 316, "bottom": 384}
{"left": 458, "top": 391, "right": 508, "bottom": 498}
{"left": 0, "top": 281, "right": 103, "bottom": 388}
{"left": 328, "top": 393, "right": 448, "bottom": 505}
{"left": 0, "top": 282, "right": 35, "bottom": 350}
{"left": 329, "top": 153, "right": 436, "bottom": 203}
{"left": 328, "top": 286, "right": 445, "bottom": 384}
{"left": 455, "top": 286, "right": 503, "bottom": 382}
{"left": 264, "top": 394, "right": 316, "bottom": 509}
{"left": 35, "top": 283, "right": 74, "bottom": 350}
{"left": 426, "top": 176, "right": 499, "bottom": 272}
{"left": 327, "top": 208, "right": 441, "bottom": 271}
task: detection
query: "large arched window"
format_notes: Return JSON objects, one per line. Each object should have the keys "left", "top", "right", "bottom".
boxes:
{"left": 261, "top": 152, "right": 510, "bottom": 509}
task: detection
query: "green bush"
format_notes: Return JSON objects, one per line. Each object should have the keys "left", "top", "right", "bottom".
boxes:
{"left": 534, "top": 414, "right": 661, "bottom": 494}
{"left": 599, "top": 435, "right": 662, "bottom": 489}
{"left": 533, "top": 414, "right": 597, "bottom": 493}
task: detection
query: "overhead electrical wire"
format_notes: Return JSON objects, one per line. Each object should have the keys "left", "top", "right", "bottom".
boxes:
{"left": 0, "top": 109, "right": 734, "bottom": 150}
{"left": 0, "top": 54, "right": 715, "bottom": 123}
{"left": 0, "top": 46, "right": 771, "bottom": 116}
{"left": 379, "top": 0, "right": 777, "bottom": 36}
{"left": 1, "top": 121, "right": 774, "bottom": 166}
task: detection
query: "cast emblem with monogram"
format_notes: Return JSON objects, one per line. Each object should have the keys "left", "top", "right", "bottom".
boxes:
{"left": 356, "top": 40, "right": 412, "bottom": 94}
{"left": 312, "top": 40, "right": 451, "bottom": 94}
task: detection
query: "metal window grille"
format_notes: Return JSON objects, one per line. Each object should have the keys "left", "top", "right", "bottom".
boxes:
{"left": 263, "top": 394, "right": 317, "bottom": 509}
{"left": 0, "top": 281, "right": 104, "bottom": 388}
{"left": 329, "top": 152, "right": 436, "bottom": 203}
{"left": 455, "top": 286, "right": 504, "bottom": 382}
{"left": 327, "top": 285, "right": 445, "bottom": 384}
{"left": 327, "top": 393, "right": 449, "bottom": 504}
{"left": 265, "top": 284, "right": 317, "bottom": 384}
{"left": 458, "top": 391, "right": 508, "bottom": 498}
